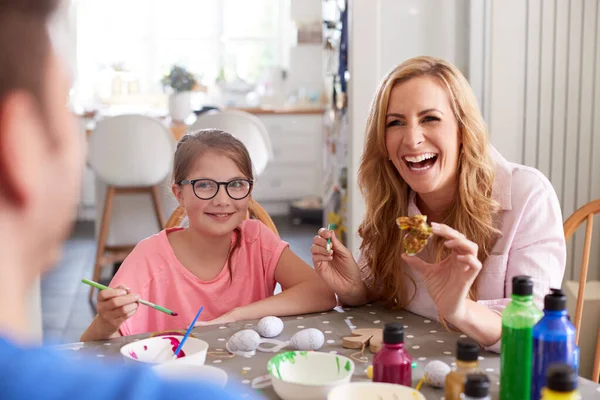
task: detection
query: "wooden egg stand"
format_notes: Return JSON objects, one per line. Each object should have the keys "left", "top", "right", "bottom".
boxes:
{"left": 342, "top": 328, "right": 383, "bottom": 353}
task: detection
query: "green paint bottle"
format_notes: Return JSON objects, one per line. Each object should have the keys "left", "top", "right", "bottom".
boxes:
{"left": 500, "top": 275, "right": 543, "bottom": 399}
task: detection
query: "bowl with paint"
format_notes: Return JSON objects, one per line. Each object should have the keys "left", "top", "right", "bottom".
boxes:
{"left": 252, "top": 351, "right": 354, "bottom": 400}
{"left": 120, "top": 335, "right": 209, "bottom": 365}
{"left": 328, "top": 382, "right": 426, "bottom": 400}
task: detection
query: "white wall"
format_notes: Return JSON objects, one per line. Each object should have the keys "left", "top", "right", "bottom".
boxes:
{"left": 471, "top": 0, "right": 600, "bottom": 283}
{"left": 287, "top": 0, "right": 324, "bottom": 100}
{"left": 48, "top": 0, "right": 77, "bottom": 84}
{"left": 346, "top": 0, "right": 470, "bottom": 254}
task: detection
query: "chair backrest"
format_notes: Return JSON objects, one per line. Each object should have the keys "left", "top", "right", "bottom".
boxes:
{"left": 563, "top": 198, "right": 600, "bottom": 382}
{"left": 165, "top": 199, "right": 279, "bottom": 236}
{"left": 188, "top": 110, "right": 273, "bottom": 176}
{"left": 88, "top": 114, "right": 175, "bottom": 187}
{"left": 165, "top": 205, "right": 187, "bottom": 230}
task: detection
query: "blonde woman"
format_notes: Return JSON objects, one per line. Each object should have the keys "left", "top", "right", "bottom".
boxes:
{"left": 311, "top": 56, "right": 566, "bottom": 351}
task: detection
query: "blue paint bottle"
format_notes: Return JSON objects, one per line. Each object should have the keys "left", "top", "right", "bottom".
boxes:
{"left": 532, "top": 289, "right": 579, "bottom": 400}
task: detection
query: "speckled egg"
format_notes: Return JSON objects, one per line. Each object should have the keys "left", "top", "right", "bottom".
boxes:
{"left": 226, "top": 329, "right": 261, "bottom": 355}
{"left": 423, "top": 360, "right": 451, "bottom": 388}
{"left": 289, "top": 328, "right": 325, "bottom": 350}
{"left": 256, "top": 316, "right": 284, "bottom": 338}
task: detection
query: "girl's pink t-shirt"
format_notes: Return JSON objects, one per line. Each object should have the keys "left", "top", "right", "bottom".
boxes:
{"left": 110, "top": 219, "right": 288, "bottom": 336}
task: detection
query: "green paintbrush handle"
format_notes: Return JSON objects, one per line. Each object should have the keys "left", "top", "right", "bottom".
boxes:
{"left": 81, "top": 279, "right": 177, "bottom": 316}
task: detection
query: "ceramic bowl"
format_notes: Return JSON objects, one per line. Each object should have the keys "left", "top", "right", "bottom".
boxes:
{"left": 328, "top": 382, "right": 426, "bottom": 400}
{"left": 265, "top": 351, "right": 355, "bottom": 400}
{"left": 120, "top": 335, "right": 208, "bottom": 365}
{"left": 152, "top": 362, "right": 228, "bottom": 387}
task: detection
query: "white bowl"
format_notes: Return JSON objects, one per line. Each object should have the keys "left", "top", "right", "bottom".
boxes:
{"left": 266, "top": 351, "right": 354, "bottom": 400}
{"left": 328, "top": 382, "right": 426, "bottom": 400}
{"left": 152, "top": 362, "right": 228, "bottom": 387}
{"left": 120, "top": 335, "right": 208, "bottom": 365}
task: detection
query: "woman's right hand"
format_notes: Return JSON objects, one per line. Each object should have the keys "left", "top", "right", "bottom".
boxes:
{"left": 311, "top": 228, "right": 369, "bottom": 305}
{"left": 96, "top": 285, "right": 139, "bottom": 334}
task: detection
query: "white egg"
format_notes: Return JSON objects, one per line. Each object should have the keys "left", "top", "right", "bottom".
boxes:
{"left": 423, "top": 360, "right": 451, "bottom": 388}
{"left": 226, "top": 329, "right": 261, "bottom": 354}
{"left": 289, "top": 328, "right": 325, "bottom": 351}
{"left": 256, "top": 316, "right": 284, "bottom": 338}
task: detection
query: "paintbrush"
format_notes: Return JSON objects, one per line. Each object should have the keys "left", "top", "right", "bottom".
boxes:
{"left": 81, "top": 278, "right": 178, "bottom": 316}
{"left": 172, "top": 306, "right": 204, "bottom": 359}
{"left": 326, "top": 223, "right": 336, "bottom": 254}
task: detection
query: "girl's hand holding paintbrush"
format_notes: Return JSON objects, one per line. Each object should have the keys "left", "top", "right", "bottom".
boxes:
{"left": 80, "top": 279, "right": 179, "bottom": 342}
{"left": 81, "top": 284, "right": 141, "bottom": 341}
{"left": 98, "top": 285, "right": 140, "bottom": 329}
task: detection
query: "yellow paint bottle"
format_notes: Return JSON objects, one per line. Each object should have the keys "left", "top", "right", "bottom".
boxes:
{"left": 540, "top": 364, "right": 581, "bottom": 400}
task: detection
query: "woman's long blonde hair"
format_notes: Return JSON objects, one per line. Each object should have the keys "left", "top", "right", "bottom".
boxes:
{"left": 357, "top": 56, "right": 500, "bottom": 309}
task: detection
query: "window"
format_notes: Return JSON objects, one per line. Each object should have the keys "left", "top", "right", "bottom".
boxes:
{"left": 73, "top": 0, "right": 289, "bottom": 106}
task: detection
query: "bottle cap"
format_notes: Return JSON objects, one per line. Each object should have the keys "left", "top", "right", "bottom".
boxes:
{"left": 546, "top": 363, "right": 577, "bottom": 392}
{"left": 382, "top": 322, "right": 404, "bottom": 344}
{"left": 456, "top": 338, "right": 479, "bottom": 362}
{"left": 544, "top": 288, "right": 567, "bottom": 311}
{"left": 464, "top": 373, "right": 490, "bottom": 398}
{"left": 512, "top": 275, "right": 533, "bottom": 296}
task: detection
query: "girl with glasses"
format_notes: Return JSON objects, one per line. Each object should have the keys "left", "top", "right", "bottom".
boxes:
{"left": 81, "top": 129, "right": 336, "bottom": 340}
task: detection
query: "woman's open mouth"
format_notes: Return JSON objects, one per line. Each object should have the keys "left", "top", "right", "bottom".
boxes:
{"left": 403, "top": 152, "right": 438, "bottom": 172}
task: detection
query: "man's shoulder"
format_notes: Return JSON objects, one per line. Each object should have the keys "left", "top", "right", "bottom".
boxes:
{"left": 0, "top": 337, "right": 252, "bottom": 400}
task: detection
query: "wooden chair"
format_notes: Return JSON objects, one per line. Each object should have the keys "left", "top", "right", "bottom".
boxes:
{"left": 165, "top": 199, "right": 279, "bottom": 236}
{"left": 92, "top": 186, "right": 165, "bottom": 281}
{"left": 563, "top": 198, "right": 600, "bottom": 382}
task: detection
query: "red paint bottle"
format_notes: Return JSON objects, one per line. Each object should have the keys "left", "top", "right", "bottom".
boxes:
{"left": 372, "top": 322, "right": 412, "bottom": 386}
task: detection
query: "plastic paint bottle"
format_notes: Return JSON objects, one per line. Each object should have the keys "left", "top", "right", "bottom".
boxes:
{"left": 372, "top": 322, "right": 412, "bottom": 386}
{"left": 500, "top": 275, "right": 543, "bottom": 400}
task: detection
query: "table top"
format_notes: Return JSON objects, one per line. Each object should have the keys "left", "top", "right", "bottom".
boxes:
{"left": 55, "top": 305, "right": 600, "bottom": 399}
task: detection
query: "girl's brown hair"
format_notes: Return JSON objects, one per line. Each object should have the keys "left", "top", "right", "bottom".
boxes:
{"left": 173, "top": 128, "right": 254, "bottom": 281}
{"left": 358, "top": 56, "right": 501, "bottom": 310}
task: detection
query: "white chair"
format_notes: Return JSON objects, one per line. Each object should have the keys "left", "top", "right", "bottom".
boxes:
{"left": 87, "top": 115, "right": 176, "bottom": 302}
{"left": 188, "top": 110, "right": 274, "bottom": 176}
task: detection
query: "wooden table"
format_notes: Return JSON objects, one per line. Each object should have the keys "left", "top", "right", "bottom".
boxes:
{"left": 54, "top": 305, "right": 600, "bottom": 399}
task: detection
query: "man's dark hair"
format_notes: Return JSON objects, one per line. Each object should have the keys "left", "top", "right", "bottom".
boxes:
{"left": 0, "top": 0, "right": 60, "bottom": 107}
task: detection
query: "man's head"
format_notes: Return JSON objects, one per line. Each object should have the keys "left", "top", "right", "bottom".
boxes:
{"left": 0, "top": 0, "right": 84, "bottom": 275}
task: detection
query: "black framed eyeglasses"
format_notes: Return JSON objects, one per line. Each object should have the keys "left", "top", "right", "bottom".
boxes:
{"left": 177, "top": 178, "right": 253, "bottom": 200}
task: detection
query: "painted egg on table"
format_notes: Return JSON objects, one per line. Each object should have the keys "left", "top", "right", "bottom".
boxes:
{"left": 256, "top": 316, "right": 284, "bottom": 338}
{"left": 423, "top": 360, "right": 451, "bottom": 388}
{"left": 226, "top": 329, "right": 261, "bottom": 354}
{"left": 289, "top": 328, "right": 325, "bottom": 351}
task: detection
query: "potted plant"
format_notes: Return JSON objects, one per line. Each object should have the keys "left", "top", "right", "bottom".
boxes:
{"left": 161, "top": 65, "right": 198, "bottom": 122}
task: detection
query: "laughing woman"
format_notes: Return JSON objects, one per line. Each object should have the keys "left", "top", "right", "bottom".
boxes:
{"left": 311, "top": 56, "right": 566, "bottom": 351}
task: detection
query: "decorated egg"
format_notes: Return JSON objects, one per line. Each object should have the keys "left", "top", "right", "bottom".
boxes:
{"left": 226, "top": 329, "right": 261, "bottom": 356}
{"left": 256, "top": 316, "right": 284, "bottom": 338}
{"left": 423, "top": 360, "right": 451, "bottom": 388}
{"left": 289, "top": 328, "right": 325, "bottom": 350}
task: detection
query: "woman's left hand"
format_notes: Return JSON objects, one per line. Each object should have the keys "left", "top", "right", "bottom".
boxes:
{"left": 401, "top": 222, "right": 482, "bottom": 321}
{"left": 194, "top": 309, "right": 240, "bottom": 327}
